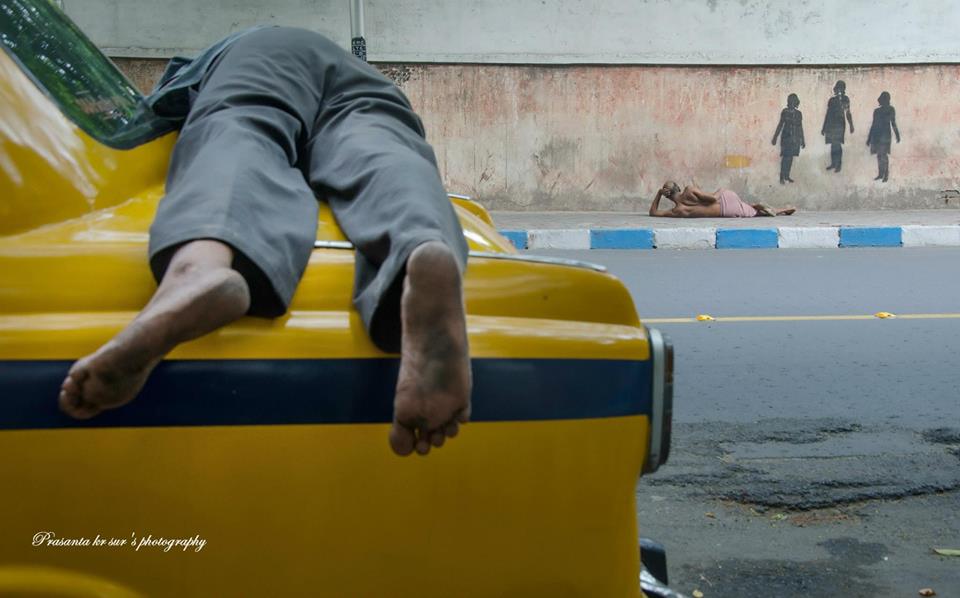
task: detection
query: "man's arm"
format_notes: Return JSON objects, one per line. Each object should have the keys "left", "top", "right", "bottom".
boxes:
{"left": 845, "top": 100, "right": 855, "bottom": 134}
{"left": 649, "top": 189, "right": 675, "bottom": 217}
{"left": 891, "top": 107, "right": 901, "bottom": 143}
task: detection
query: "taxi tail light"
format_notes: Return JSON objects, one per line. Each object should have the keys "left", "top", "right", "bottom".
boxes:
{"left": 642, "top": 327, "right": 673, "bottom": 474}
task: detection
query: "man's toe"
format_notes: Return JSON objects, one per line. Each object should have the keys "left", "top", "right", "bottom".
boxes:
{"left": 389, "top": 422, "right": 417, "bottom": 456}
{"left": 59, "top": 390, "right": 100, "bottom": 420}
{"left": 61, "top": 375, "right": 78, "bottom": 395}
{"left": 415, "top": 438, "right": 431, "bottom": 456}
{"left": 444, "top": 421, "right": 459, "bottom": 438}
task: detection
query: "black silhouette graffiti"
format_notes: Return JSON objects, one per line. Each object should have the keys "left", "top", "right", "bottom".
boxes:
{"left": 771, "top": 93, "right": 805, "bottom": 184}
{"left": 866, "top": 91, "right": 901, "bottom": 182}
{"left": 822, "top": 80, "right": 854, "bottom": 172}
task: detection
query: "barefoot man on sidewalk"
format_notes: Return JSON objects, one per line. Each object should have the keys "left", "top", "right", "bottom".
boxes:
{"left": 649, "top": 181, "right": 795, "bottom": 218}
{"left": 58, "top": 27, "right": 471, "bottom": 457}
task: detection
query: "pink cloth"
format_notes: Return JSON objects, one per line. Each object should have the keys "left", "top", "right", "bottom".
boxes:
{"left": 717, "top": 189, "right": 757, "bottom": 218}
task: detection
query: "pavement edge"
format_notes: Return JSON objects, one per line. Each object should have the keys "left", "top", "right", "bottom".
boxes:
{"left": 497, "top": 225, "right": 960, "bottom": 250}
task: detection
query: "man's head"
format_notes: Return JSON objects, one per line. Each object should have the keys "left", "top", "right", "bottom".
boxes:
{"left": 662, "top": 181, "right": 681, "bottom": 199}
{"left": 878, "top": 91, "right": 891, "bottom": 106}
{"left": 833, "top": 80, "right": 846, "bottom": 95}
{"left": 787, "top": 93, "right": 800, "bottom": 109}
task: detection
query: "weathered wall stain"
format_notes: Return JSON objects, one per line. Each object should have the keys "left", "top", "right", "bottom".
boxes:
{"left": 116, "top": 58, "right": 960, "bottom": 211}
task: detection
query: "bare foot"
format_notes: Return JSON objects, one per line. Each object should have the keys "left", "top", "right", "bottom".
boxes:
{"left": 777, "top": 207, "right": 796, "bottom": 216}
{"left": 59, "top": 267, "right": 249, "bottom": 419}
{"left": 755, "top": 204, "right": 777, "bottom": 217}
{"left": 59, "top": 331, "right": 163, "bottom": 419}
{"left": 390, "top": 241, "right": 471, "bottom": 456}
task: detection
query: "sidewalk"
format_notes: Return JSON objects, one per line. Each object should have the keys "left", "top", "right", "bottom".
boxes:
{"left": 490, "top": 209, "right": 960, "bottom": 249}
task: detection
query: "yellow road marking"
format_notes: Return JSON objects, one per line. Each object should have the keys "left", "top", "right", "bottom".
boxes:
{"left": 643, "top": 313, "right": 960, "bottom": 324}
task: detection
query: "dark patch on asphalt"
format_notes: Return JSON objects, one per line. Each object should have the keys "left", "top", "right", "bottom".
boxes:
{"left": 682, "top": 538, "right": 888, "bottom": 598}
{"left": 752, "top": 422, "right": 862, "bottom": 445}
{"left": 922, "top": 427, "right": 960, "bottom": 445}
{"left": 820, "top": 537, "right": 889, "bottom": 565}
{"left": 645, "top": 419, "right": 960, "bottom": 510}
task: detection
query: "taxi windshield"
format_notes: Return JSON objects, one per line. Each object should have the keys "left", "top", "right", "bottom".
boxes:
{"left": 0, "top": 0, "right": 174, "bottom": 148}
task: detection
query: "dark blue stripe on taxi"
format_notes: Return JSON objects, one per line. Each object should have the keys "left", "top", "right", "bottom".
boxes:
{"left": 0, "top": 359, "right": 651, "bottom": 430}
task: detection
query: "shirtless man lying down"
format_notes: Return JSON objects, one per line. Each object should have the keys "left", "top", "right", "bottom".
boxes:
{"left": 649, "top": 181, "right": 795, "bottom": 218}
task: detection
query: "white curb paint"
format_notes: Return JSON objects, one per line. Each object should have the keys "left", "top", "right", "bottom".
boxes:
{"left": 526, "top": 229, "right": 591, "bottom": 249}
{"left": 777, "top": 226, "right": 840, "bottom": 248}
{"left": 901, "top": 225, "right": 960, "bottom": 247}
{"left": 653, "top": 228, "right": 716, "bottom": 249}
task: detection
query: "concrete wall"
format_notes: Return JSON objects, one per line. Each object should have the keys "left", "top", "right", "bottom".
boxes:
{"left": 399, "top": 64, "right": 960, "bottom": 211}
{"left": 117, "top": 60, "right": 960, "bottom": 211}
{"left": 68, "top": 0, "right": 960, "bottom": 64}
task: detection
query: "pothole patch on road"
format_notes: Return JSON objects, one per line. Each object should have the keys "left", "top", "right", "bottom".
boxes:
{"left": 645, "top": 419, "right": 960, "bottom": 510}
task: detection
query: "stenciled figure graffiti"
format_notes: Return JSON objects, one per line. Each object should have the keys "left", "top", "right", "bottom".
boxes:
{"left": 866, "top": 91, "right": 901, "bottom": 182}
{"left": 649, "top": 181, "right": 795, "bottom": 218}
{"left": 822, "top": 80, "right": 854, "bottom": 172}
{"left": 771, "top": 93, "right": 805, "bottom": 184}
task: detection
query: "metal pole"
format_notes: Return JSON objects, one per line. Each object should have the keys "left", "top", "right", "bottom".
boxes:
{"left": 349, "top": 0, "right": 367, "bottom": 62}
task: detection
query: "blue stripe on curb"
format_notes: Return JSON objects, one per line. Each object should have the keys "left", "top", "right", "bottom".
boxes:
{"left": 715, "top": 228, "right": 779, "bottom": 249}
{"left": 839, "top": 227, "right": 902, "bottom": 247}
{"left": 499, "top": 230, "right": 528, "bottom": 250}
{"left": 590, "top": 229, "right": 655, "bottom": 249}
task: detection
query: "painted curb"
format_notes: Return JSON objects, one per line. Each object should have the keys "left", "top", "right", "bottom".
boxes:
{"left": 500, "top": 230, "right": 528, "bottom": 250}
{"left": 654, "top": 227, "right": 717, "bottom": 249}
{"left": 778, "top": 226, "right": 840, "bottom": 249}
{"left": 901, "top": 225, "right": 960, "bottom": 247}
{"left": 527, "top": 229, "right": 590, "bottom": 249}
{"left": 839, "top": 227, "right": 902, "bottom": 247}
{"left": 497, "top": 225, "right": 960, "bottom": 250}
{"left": 590, "top": 229, "right": 655, "bottom": 249}
{"left": 716, "top": 228, "right": 778, "bottom": 249}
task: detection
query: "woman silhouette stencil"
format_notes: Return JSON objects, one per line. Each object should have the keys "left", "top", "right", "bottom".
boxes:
{"left": 822, "top": 80, "right": 854, "bottom": 172}
{"left": 772, "top": 93, "right": 805, "bottom": 184}
{"left": 866, "top": 91, "right": 901, "bottom": 182}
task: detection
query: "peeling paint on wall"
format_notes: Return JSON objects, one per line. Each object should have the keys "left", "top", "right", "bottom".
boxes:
{"left": 725, "top": 155, "right": 752, "bottom": 169}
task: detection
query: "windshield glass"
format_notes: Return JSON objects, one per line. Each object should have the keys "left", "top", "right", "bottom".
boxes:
{"left": 0, "top": 0, "right": 173, "bottom": 148}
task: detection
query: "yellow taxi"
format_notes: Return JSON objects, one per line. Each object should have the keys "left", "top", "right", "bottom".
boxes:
{"left": 0, "top": 1, "right": 674, "bottom": 595}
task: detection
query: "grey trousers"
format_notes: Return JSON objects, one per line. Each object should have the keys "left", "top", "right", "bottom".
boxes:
{"left": 148, "top": 27, "right": 467, "bottom": 353}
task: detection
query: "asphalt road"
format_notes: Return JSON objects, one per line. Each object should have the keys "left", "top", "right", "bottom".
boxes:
{"left": 529, "top": 247, "right": 960, "bottom": 598}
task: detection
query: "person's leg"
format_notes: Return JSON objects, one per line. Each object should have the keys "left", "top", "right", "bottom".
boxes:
{"left": 151, "top": 28, "right": 326, "bottom": 316}
{"left": 60, "top": 241, "right": 250, "bottom": 418}
{"left": 752, "top": 203, "right": 795, "bottom": 217}
{"left": 779, "top": 156, "right": 788, "bottom": 184}
{"left": 880, "top": 152, "right": 890, "bottom": 182}
{"left": 61, "top": 28, "right": 325, "bottom": 419}
{"left": 309, "top": 106, "right": 471, "bottom": 456}
{"left": 834, "top": 143, "right": 843, "bottom": 172}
